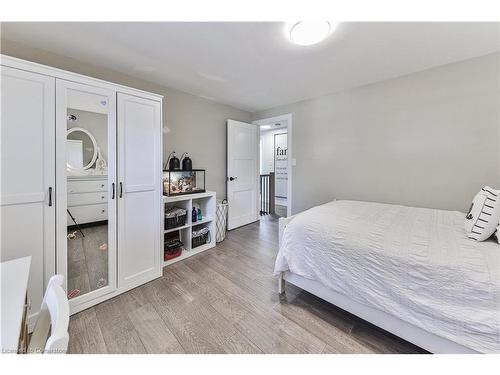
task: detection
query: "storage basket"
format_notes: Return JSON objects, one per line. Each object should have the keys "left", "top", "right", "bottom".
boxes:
{"left": 216, "top": 199, "right": 228, "bottom": 242}
{"left": 164, "top": 238, "right": 184, "bottom": 261}
{"left": 192, "top": 226, "right": 210, "bottom": 249}
{"left": 165, "top": 207, "right": 187, "bottom": 230}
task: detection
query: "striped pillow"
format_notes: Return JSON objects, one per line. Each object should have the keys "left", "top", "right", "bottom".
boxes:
{"left": 465, "top": 186, "right": 500, "bottom": 241}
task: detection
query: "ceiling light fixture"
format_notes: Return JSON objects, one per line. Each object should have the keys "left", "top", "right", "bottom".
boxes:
{"left": 288, "top": 21, "right": 334, "bottom": 46}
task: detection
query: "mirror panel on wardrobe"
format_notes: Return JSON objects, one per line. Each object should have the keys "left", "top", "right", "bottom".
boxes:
{"left": 56, "top": 80, "right": 117, "bottom": 308}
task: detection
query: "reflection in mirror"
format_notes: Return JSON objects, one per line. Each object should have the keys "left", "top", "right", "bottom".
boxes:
{"left": 66, "top": 127, "right": 97, "bottom": 170}
{"left": 66, "top": 90, "right": 110, "bottom": 300}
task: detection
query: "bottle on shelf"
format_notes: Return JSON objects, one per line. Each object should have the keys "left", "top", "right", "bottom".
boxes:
{"left": 197, "top": 207, "right": 202, "bottom": 221}
{"left": 192, "top": 206, "right": 198, "bottom": 223}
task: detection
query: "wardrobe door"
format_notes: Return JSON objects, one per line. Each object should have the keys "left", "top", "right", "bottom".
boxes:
{"left": 0, "top": 66, "right": 55, "bottom": 327}
{"left": 56, "top": 79, "right": 117, "bottom": 312}
{"left": 117, "top": 93, "right": 162, "bottom": 290}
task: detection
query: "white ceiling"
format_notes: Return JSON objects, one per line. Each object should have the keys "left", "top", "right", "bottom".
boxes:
{"left": 260, "top": 120, "right": 288, "bottom": 133}
{"left": 2, "top": 22, "right": 499, "bottom": 112}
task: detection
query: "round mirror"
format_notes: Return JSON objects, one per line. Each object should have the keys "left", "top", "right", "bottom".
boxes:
{"left": 67, "top": 127, "right": 98, "bottom": 170}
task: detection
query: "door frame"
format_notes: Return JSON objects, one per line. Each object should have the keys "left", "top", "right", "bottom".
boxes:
{"left": 252, "top": 113, "right": 293, "bottom": 217}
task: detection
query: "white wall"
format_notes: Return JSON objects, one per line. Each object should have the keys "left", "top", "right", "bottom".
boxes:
{"left": 3, "top": 41, "right": 498, "bottom": 212}
{"left": 260, "top": 128, "right": 288, "bottom": 200}
{"left": 1, "top": 39, "right": 252, "bottom": 199}
{"left": 260, "top": 128, "right": 287, "bottom": 174}
{"left": 254, "top": 53, "right": 500, "bottom": 214}
{"left": 163, "top": 91, "right": 251, "bottom": 199}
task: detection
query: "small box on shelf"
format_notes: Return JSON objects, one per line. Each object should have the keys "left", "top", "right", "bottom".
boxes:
{"left": 164, "top": 238, "right": 183, "bottom": 261}
{"left": 192, "top": 225, "right": 210, "bottom": 249}
{"left": 164, "top": 207, "right": 188, "bottom": 230}
{"left": 164, "top": 229, "right": 185, "bottom": 261}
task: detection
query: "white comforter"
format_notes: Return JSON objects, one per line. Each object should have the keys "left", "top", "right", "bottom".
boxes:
{"left": 274, "top": 200, "right": 500, "bottom": 353}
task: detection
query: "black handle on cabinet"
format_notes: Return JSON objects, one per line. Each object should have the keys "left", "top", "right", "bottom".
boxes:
{"left": 112, "top": 183, "right": 115, "bottom": 199}
{"left": 229, "top": 176, "right": 238, "bottom": 181}
{"left": 48, "top": 187, "right": 53, "bottom": 206}
{"left": 119, "top": 182, "right": 123, "bottom": 198}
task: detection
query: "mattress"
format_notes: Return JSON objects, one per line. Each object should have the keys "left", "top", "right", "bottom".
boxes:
{"left": 274, "top": 200, "right": 500, "bottom": 353}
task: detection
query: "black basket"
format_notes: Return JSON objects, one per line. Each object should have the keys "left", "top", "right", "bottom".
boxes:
{"left": 192, "top": 232, "right": 209, "bottom": 249}
{"left": 165, "top": 208, "right": 187, "bottom": 230}
{"left": 164, "top": 239, "right": 184, "bottom": 261}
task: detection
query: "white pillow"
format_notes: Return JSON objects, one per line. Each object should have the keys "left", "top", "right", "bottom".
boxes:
{"left": 465, "top": 186, "right": 500, "bottom": 241}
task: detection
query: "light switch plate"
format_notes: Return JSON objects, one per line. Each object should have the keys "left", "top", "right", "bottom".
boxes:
{"left": 292, "top": 158, "right": 297, "bottom": 166}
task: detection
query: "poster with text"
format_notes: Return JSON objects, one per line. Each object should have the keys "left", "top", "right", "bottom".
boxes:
{"left": 274, "top": 133, "right": 288, "bottom": 198}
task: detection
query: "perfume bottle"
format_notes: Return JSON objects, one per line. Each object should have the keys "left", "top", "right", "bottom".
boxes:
{"left": 192, "top": 207, "right": 197, "bottom": 223}
{"left": 197, "top": 208, "right": 202, "bottom": 221}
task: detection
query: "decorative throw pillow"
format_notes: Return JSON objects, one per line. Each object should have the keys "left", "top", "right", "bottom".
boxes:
{"left": 464, "top": 186, "right": 500, "bottom": 241}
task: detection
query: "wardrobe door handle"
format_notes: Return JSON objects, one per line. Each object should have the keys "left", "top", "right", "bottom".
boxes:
{"left": 111, "top": 183, "right": 115, "bottom": 199}
{"left": 48, "top": 187, "right": 53, "bottom": 206}
{"left": 119, "top": 182, "right": 123, "bottom": 198}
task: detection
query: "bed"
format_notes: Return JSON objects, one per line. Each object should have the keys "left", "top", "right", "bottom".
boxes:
{"left": 275, "top": 200, "right": 500, "bottom": 354}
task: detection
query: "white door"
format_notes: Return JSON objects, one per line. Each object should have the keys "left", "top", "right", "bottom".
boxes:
{"left": 227, "top": 119, "right": 259, "bottom": 230}
{"left": 117, "top": 93, "right": 162, "bottom": 290}
{"left": 56, "top": 79, "right": 117, "bottom": 311}
{"left": 0, "top": 66, "right": 55, "bottom": 327}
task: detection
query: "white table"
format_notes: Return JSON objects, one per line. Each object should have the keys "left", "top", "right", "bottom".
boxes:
{"left": 1, "top": 256, "right": 31, "bottom": 354}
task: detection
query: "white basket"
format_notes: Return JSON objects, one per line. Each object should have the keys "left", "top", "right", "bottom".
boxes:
{"left": 216, "top": 199, "right": 229, "bottom": 242}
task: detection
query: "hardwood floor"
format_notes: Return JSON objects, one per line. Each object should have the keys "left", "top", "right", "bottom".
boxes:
{"left": 68, "top": 215, "right": 427, "bottom": 354}
{"left": 67, "top": 224, "right": 108, "bottom": 298}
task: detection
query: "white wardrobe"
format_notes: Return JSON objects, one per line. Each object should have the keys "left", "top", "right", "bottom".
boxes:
{"left": 0, "top": 55, "right": 163, "bottom": 325}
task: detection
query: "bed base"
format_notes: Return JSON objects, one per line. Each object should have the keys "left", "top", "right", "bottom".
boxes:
{"left": 277, "top": 217, "right": 479, "bottom": 354}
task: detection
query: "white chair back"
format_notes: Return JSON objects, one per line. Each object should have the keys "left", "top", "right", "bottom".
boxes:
{"left": 28, "top": 275, "right": 69, "bottom": 354}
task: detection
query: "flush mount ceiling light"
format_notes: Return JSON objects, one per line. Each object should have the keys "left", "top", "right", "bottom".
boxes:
{"left": 288, "top": 21, "right": 334, "bottom": 46}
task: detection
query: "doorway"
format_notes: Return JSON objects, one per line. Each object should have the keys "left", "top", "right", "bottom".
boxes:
{"left": 253, "top": 114, "right": 292, "bottom": 218}
{"left": 226, "top": 114, "right": 292, "bottom": 231}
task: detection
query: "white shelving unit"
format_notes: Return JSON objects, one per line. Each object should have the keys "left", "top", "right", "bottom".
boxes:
{"left": 163, "top": 191, "right": 216, "bottom": 267}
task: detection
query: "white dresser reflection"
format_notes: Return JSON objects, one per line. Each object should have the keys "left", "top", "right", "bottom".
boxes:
{"left": 67, "top": 175, "right": 108, "bottom": 225}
